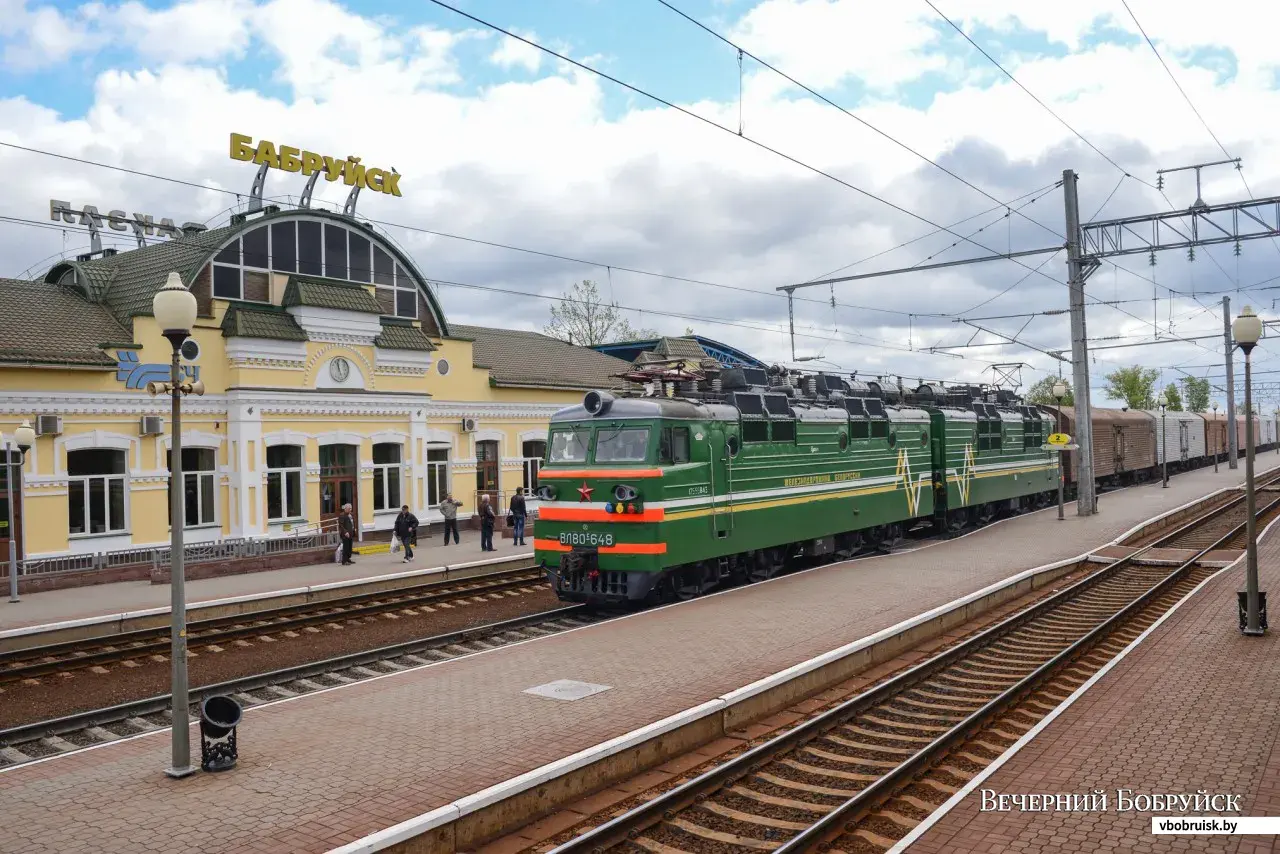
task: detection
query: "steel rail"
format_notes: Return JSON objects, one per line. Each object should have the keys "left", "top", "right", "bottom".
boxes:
{"left": 0, "top": 605, "right": 590, "bottom": 751}
{"left": 0, "top": 565, "right": 544, "bottom": 681}
{"left": 776, "top": 492, "right": 1280, "bottom": 853}
{"left": 549, "top": 481, "right": 1276, "bottom": 854}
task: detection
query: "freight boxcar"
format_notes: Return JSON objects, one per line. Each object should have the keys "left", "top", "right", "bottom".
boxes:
{"left": 1202, "top": 412, "right": 1231, "bottom": 462}
{"left": 1142, "top": 409, "right": 1206, "bottom": 474}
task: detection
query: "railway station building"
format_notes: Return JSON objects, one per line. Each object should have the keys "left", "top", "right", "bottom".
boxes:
{"left": 0, "top": 205, "right": 631, "bottom": 564}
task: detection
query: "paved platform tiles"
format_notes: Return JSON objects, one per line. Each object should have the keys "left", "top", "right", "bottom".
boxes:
{"left": 902, "top": 508, "right": 1280, "bottom": 854}
{"left": 0, "top": 461, "right": 1271, "bottom": 854}
{"left": 1, "top": 532, "right": 532, "bottom": 632}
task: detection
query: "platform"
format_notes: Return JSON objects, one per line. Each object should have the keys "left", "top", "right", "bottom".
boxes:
{"left": 0, "top": 463, "right": 1273, "bottom": 854}
{"left": 1, "top": 533, "right": 533, "bottom": 633}
{"left": 900, "top": 504, "right": 1280, "bottom": 853}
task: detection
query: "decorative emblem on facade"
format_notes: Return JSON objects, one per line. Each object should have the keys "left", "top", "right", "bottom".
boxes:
{"left": 577, "top": 481, "right": 594, "bottom": 502}
{"left": 329, "top": 357, "right": 351, "bottom": 383}
{"left": 115, "top": 350, "right": 199, "bottom": 390}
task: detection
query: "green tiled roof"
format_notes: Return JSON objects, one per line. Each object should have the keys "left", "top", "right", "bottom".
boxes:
{"left": 220, "top": 303, "right": 309, "bottom": 341}
{"left": 282, "top": 276, "right": 383, "bottom": 314}
{"left": 450, "top": 324, "right": 631, "bottom": 390}
{"left": 0, "top": 278, "right": 127, "bottom": 367}
{"left": 375, "top": 321, "right": 436, "bottom": 351}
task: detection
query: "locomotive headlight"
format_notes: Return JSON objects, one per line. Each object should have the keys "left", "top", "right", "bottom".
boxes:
{"left": 613, "top": 484, "right": 639, "bottom": 503}
{"left": 537, "top": 485, "right": 557, "bottom": 501}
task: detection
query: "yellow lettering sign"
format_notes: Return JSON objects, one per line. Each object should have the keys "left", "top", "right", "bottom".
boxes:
{"left": 228, "top": 133, "right": 403, "bottom": 198}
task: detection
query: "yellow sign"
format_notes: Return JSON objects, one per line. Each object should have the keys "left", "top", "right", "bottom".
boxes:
{"left": 229, "top": 133, "right": 402, "bottom": 197}
{"left": 1047, "top": 432, "right": 1071, "bottom": 447}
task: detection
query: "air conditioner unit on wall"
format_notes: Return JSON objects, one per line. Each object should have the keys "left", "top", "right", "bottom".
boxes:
{"left": 461, "top": 417, "right": 477, "bottom": 433}
{"left": 139, "top": 415, "right": 164, "bottom": 436}
{"left": 35, "top": 415, "right": 62, "bottom": 436}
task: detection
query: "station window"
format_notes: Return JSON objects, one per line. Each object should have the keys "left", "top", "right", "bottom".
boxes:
{"left": 658, "top": 427, "right": 691, "bottom": 464}
{"left": 266, "top": 445, "right": 304, "bottom": 521}
{"left": 166, "top": 447, "right": 217, "bottom": 528}
{"left": 426, "top": 447, "right": 450, "bottom": 507}
{"left": 67, "top": 449, "right": 127, "bottom": 537}
{"left": 208, "top": 220, "right": 421, "bottom": 319}
{"left": 522, "top": 440, "right": 547, "bottom": 494}
{"left": 372, "top": 443, "right": 402, "bottom": 512}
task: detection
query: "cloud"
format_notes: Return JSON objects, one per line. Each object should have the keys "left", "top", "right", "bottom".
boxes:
{"left": 488, "top": 28, "right": 542, "bottom": 73}
{"left": 1, "top": 0, "right": 1279, "bottom": 404}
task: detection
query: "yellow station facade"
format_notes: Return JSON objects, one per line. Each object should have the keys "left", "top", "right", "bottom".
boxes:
{"left": 0, "top": 204, "right": 630, "bottom": 562}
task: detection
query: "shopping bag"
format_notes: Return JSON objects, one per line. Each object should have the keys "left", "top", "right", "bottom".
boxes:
{"left": 334, "top": 543, "right": 342, "bottom": 564}
{"left": 391, "top": 537, "right": 401, "bottom": 553}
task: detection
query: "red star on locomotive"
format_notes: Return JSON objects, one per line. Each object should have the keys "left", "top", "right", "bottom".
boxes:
{"left": 577, "top": 481, "right": 594, "bottom": 502}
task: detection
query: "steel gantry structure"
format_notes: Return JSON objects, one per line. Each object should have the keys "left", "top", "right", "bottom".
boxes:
{"left": 777, "top": 160, "right": 1280, "bottom": 518}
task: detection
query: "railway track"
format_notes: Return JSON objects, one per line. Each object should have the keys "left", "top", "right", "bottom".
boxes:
{"left": 543, "top": 483, "right": 1276, "bottom": 854}
{"left": 0, "top": 604, "right": 607, "bottom": 770}
{"left": 0, "top": 565, "right": 547, "bottom": 685}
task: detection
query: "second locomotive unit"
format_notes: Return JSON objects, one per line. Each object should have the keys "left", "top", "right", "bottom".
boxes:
{"left": 533, "top": 367, "right": 1059, "bottom": 604}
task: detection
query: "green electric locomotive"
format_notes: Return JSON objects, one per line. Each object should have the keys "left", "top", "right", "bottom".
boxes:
{"left": 534, "top": 369, "right": 1058, "bottom": 604}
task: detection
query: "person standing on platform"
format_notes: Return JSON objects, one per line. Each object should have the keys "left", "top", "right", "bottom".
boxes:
{"left": 439, "top": 493, "right": 461, "bottom": 545}
{"left": 509, "top": 491, "right": 527, "bottom": 546}
{"left": 394, "top": 504, "right": 418, "bottom": 562}
{"left": 479, "top": 494, "right": 496, "bottom": 551}
{"left": 339, "top": 503, "right": 355, "bottom": 565}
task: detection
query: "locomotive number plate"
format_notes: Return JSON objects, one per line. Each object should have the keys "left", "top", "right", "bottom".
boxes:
{"left": 559, "top": 532, "right": 615, "bottom": 547}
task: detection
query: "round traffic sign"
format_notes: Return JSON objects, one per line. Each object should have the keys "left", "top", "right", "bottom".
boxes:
{"left": 1047, "top": 432, "right": 1071, "bottom": 447}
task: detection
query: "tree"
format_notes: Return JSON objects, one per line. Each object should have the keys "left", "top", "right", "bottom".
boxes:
{"left": 1103, "top": 365, "right": 1159, "bottom": 410}
{"left": 544, "top": 279, "right": 659, "bottom": 345}
{"left": 1179, "top": 376, "right": 1211, "bottom": 413}
{"left": 1161, "top": 383, "right": 1183, "bottom": 411}
{"left": 1025, "top": 375, "right": 1074, "bottom": 406}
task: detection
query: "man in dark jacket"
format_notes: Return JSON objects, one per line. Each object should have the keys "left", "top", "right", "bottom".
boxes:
{"left": 339, "top": 503, "right": 355, "bottom": 565}
{"left": 393, "top": 504, "right": 418, "bottom": 562}
{"left": 509, "top": 491, "right": 527, "bottom": 546}
{"left": 479, "top": 494, "right": 496, "bottom": 551}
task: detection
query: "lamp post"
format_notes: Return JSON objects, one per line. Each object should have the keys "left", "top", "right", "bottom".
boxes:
{"left": 1212, "top": 402, "right": 1219, "bottom": 473}
{"left": 1053, "top": 381, "right": 1067, "bottom": 520}
{"left": 151, "top": 272, "right": 204, "bottom": 776}
{"left": 1157, "top": 392, "right": 1169, "bottom": 488}
{"left": 1232, "top": 305, "right": 1264, "bottom": 636}
{"left": 6, "top": 420, "right": 35, "bottom": 603}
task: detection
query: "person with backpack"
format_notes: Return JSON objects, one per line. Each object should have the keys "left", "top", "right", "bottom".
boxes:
{"left": 393, "top": 504, "right": 418, "bottom": 562}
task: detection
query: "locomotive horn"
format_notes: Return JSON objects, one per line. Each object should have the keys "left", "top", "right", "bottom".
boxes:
{"left": 584, "top": 390, "right": 614, "bottom": 416}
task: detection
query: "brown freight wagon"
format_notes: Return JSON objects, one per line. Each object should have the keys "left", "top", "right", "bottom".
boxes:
{"left": 1040, "top": 406, "right": 1158, "bottom": 488}
{"left": 1202, "top": 411, "right": 1231, "bottom": 462}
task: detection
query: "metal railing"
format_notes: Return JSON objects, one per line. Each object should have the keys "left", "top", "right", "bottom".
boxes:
{"left": 18, "top": 529, "right": 342, "bottom": 578}
{"left": 472, "top": 490, "right": 541, "bottom": 518}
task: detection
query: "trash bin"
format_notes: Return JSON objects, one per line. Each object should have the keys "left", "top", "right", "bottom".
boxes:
{"left": 199, "top": 695, "right": 242, "bottom": 772}
{"left": 1237, "top": 590, "right": 1268, "bottom": 633}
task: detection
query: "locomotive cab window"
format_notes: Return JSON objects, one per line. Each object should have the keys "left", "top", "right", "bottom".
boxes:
{"left": 659, "top": 427, "right": 691, "bottom": 464}
{"left": 549, "top": 429, "right": 590, "bottom": 463}
{"left": 595, "top": 427, "right": 650, "bottom": 463}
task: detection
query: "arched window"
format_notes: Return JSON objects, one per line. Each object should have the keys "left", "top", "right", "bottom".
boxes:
{"left": 372, "top": 442, "right": 403, "bottom": 511}
{"left": 67, "top": 449, "right": 127, "bottom": 536}
{"left": 210, "top": 219, "right": 421, "bottom": 320}
{"left": 522, "top": 440, "right": 546, "bottom": 495}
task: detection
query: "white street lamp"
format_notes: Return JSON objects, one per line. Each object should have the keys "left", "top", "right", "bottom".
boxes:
{"left": 1052, "top": 381, "right": 1068, "bottom": 520}
{"left": 6, "top": 420, "right": 35, "bottom": 603}
{"left": 1157, "top": 392, "right": 1169, "bottom": 488}
{"left": 152, "top": 272, "right": 203, "bottom": 777}
{"left": 1232, "top": 305, "right": 1264, "bottom": 636}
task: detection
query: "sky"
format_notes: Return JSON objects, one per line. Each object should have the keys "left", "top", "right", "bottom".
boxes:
{"left": 2, "top": 0, "right": 1280, "bottom": 408}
